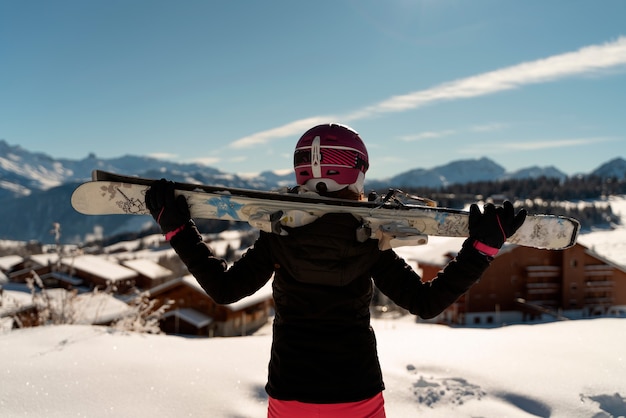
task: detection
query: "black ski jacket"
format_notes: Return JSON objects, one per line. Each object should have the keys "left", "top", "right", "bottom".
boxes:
{"left": 169, "top": 213, "right": 490, "bottom": 403}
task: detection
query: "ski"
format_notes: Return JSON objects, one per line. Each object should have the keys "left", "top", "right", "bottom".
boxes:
{"left": 70, "top": 170, "right": 580, "bottom": 250}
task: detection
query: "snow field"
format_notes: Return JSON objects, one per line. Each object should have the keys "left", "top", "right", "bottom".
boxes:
{"left": 1, "top": 317, "right": 624, "bottom": 417}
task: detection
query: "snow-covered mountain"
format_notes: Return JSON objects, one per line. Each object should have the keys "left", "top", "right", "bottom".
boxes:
{"left": 591, "top": 157, "right": 626, "bottom": 179}
{"left": 0, "top": 140, "right": 74, "bottom": 196}
{"left": 503, "top": 165, "right": 568, "bottom": 181}
{"left": 383, "top": 157, "right": 508, "bottom": 189}
{"left": 4, "top": 139, "right": 625, "bottom": 198}
{"left": 0, "top": 139, "right": 624, "bottom": 244}
{"left": 0, "top": 140, "right": 249, "bottom": 199}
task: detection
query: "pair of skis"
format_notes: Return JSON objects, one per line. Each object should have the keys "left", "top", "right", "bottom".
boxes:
{"left": 71, "top": 171, "right": 580, "bottom": 250}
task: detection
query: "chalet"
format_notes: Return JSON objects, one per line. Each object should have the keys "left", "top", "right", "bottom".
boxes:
{"left": 65, "top": 255, "right": 140, "bottom": 292}
{"left": 0, "top": 288, "right": 132, "bottom": 330}
{"left": 70, "top": 291, "right": 133, "bottom": 325}
{"left": 403, "top": 239, "right": 626, "bottom": 325}
{"left": 0, "top": 255, "right": 23, "bottom": 274}
{"left": 120, "top": 258, "right": 175, "bottom": 289}
{"left": 0, "top": 290, "right": 38, "bottom": 330}
{"left": 150, "top": 275, "right": 274, "bottom": 337}
{"left": 8, "top": 253, "right": 70, "bottom": 288}
{"left": 7, "top": 253, "right": 142, "bottom": 294}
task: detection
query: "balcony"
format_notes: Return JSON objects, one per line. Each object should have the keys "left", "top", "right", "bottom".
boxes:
{"left": 585, "top": 280, "right": 614, "bottom": 292}
{"left": 526, "top": 282, "right": 561, "bottom": 295}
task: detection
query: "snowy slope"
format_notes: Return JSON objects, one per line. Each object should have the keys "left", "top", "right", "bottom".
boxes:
{"left": 577, "top": 195, "right": 626, "bottom": 268}
{"left": 1, "top": 205, "right": 626, "bottom": 416}
{"left": 393, "top": 195, "right": 626, "bottom": 270}
{"left": 1, "top": 318, "right": 624, "bottom": 417}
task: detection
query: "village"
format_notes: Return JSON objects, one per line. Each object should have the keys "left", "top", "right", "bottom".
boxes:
{"left": 2, "top": 203, "right": 626, "bottom": 337}
{"left": 0, "top": 228, "right": 271, "bottom": 337}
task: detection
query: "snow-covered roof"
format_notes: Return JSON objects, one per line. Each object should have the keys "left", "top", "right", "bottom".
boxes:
{"left": 64, "top": 255, "right": 137, "bottom": 282}
{"left": 121, "top": 258, "right": 173, "bottom": 280}
{"left": 104, "top": 234, "right": 165, "bottom": 254}
{"left": 181, "top": 275, "right": 203, "bottom": 292}
{"left": 0, "top": 255, "right": 23, "bottom": 271}
{"left": 226, "top": 280, "right": 273, "bottom": 311}
{"left": 0, "top": 290, "right": 35, "bottom": 317}
{"left": 72, "top": 292, "right": 133, "bottom": 325}
{"left": 0, "top": 289, "right": 131, "bottom": 325}
{"left": 29, "top": 253, "right": 61, "bottom": 267}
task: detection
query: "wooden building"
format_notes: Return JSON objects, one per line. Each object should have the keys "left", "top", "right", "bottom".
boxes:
{"left": 120, "top": 258, "right": 175, "bottom": 289}
{"left": 13, "top": 254, "right": 140, "bottom": 294}
{"left": 416, "top": 242, "right": 626, "bottom": 325}
{"left": 150, "top": 275, "right": 273, "bottom": 337}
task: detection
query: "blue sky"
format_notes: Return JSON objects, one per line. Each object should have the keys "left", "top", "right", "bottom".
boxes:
{"left": 1, "top": 0, "right": 625, "bottom": 180}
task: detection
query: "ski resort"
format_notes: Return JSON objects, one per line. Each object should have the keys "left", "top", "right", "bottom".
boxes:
{"left": 2, "top": 2, "right": 626, "bottom": 413}
{"left": 2, "top": 208, "right": 626, "bottom": 335}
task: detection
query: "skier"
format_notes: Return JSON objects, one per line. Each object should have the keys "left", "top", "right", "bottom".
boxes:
{"left": 145, "top": 123, "right": 527, "bottom": 418}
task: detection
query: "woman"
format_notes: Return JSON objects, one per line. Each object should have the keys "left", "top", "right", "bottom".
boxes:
{"left": 145, "top": 123, "right": 526, "bottom": 417}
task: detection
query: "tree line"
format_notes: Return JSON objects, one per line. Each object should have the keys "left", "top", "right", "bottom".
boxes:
{"left": 402, "top": 175, "right": 626, "bottom": 231}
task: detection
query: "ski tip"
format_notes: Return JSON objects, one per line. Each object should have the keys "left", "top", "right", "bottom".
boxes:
{"left": 509, "top": 214, "right": 581, "bottom": 250}
{"left": 70, "top": 184, "right": 91, "bottom": 214}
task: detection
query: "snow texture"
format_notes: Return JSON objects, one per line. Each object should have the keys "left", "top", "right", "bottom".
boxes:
{"left": 2, "top": 196, "right": 626, "bottom": 417}
{"left": 1, "top": 318, "right": 624, "bottom": 417}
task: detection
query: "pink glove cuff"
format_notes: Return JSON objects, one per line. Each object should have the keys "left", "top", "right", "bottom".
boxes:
{"left": 165, "top": 224, "right": 186, "bottom": 241}
{"left": 473, "top": 240, "right": 499, "bottom": 257}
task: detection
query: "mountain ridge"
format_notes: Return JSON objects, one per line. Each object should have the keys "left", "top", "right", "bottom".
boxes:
{"left": 1, "top": 139, "right": 625, "bottom": 244}
{"left": 2, "top": 139, "right": 625, "bottom": 198}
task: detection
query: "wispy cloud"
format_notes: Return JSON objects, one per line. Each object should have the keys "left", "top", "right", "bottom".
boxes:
{"left": 231, "top": 37, "right": 626, "bottom": 148}
{"left": 349, "top": 37, "right": 626, "bottom": 119}
{"left": 230, "top": 116, "right": 332, "bottom": 149}
{"left": 399, "top": 123, "right": 507, "bottom": 142}
{"left": 499, "top": 137, "right": 613, "bottom": 151}
{"left": 470, "top": 123, "right": 508, "bottom": 133}
{"left": 398, "top": 129, "right": 457, "bottom": 142}
{"left": 461, "top": 137, "right": 615, "bottom": 154}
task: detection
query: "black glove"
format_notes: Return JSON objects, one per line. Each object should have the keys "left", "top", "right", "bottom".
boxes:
{"left": 145, "top": 179, "right": 191, "bottom": 234}
{"left": 469, "top": 201, "right": 527, "bottom": 250}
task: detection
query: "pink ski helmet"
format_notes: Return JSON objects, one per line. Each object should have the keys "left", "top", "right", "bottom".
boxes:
{"left": 294, "top": 123, "right": 369, "bottom": 194}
